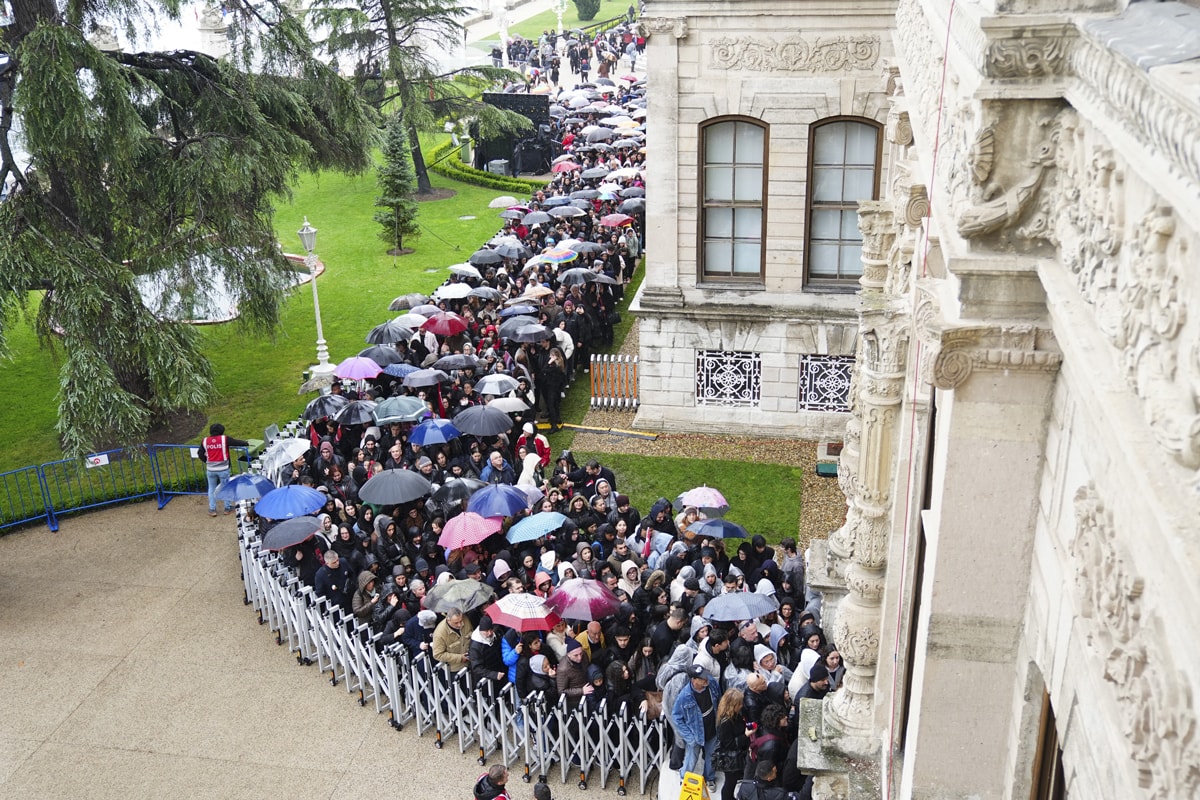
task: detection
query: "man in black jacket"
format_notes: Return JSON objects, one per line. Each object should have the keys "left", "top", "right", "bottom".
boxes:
{"left": 468, "top": 615, "right": 507, "bottom": 689}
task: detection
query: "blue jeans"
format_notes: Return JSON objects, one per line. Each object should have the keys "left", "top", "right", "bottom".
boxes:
{"left": 681, "top": 738, "right": 717, "bottom": 784}
{"left": 207, "top": 468, "right": 230, "bottom": 513}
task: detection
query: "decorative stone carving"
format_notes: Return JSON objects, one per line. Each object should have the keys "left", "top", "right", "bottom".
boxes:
{"left": 955, "top": 116, "right": 1062, "bottom": 240}
{"left": 709, "top": 36, "right": 880, "bottom": 72}
{"left": 1072, "top": 34, "right": 1200, "bottom": 193}
{"left": 984, "top": 36, "right": 1071, "bottom": 79}
{"left": 1072, "top": 483, "right": 1200, "bottom": 799}
{"left": 642, "top": 16, "right": 687, "bottom": 39}
{"left": 857, "top": 203, "right": 896, "bottom": 292}
{"left": 885, "top": 105, "right": 913, "bottom": 147}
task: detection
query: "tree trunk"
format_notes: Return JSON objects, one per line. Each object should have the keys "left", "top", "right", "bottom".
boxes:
{"left": 408, "top": 121, "right": 434, "bottom": 195}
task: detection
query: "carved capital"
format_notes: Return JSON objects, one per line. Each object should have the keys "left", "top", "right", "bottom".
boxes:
{"left": 886, "top": 104, "right": 913, "bottom": 147}
{"left": 982, "top": 32, "right": 1073, "bottom": 80}
{"left": 642, "top": 16, "right": 687, "bottom": 39}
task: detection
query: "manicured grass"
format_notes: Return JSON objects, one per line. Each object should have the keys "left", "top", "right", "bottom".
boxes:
{"left": 470, "top": 3, "right": 631, "bottom": 53}
{"left": 581, "top": 453, "right": 803, "bottom": 547}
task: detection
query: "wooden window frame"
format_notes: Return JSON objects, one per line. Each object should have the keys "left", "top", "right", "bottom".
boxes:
{"left": 697, "top": 116, "right": 769, "bottom": 284}
{"left": 803, "top": 116, "right": 883, "bottom": 291}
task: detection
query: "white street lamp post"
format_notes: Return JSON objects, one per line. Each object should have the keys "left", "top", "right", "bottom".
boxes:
{"left": 554, "top": 0, "right": 566, "bottom": 37}
{"left": 298, "top": 217, "right": 335, "bottom": 376}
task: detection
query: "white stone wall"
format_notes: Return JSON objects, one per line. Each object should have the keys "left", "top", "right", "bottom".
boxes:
{"left": 635, "top": 0, "right": 896, "bottom": 438}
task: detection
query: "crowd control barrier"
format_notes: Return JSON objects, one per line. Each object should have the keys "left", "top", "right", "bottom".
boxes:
{"left": 0, "top": 443, "right": 250, "bottom": 533}
{"left": 237, "top": 511, "right": 667, "bottom": 795}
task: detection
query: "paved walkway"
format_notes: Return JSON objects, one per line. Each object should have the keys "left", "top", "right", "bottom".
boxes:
{"left": 0, "top": 497, "right": 489, "bottom": 799}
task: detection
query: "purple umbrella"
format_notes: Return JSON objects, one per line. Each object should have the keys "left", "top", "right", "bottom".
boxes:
{"left": 335, "top": 356, "right": 383, "bottom": 380}
{"left": 545, "top": 578, "right": 622, "bottom": 621}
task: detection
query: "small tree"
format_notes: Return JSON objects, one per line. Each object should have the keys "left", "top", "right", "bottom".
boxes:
{"left": 374, "top": 112, "right": 421, "bottom": 255}
{"left": 574, "top": 0, "right": 602, "bottom": 22}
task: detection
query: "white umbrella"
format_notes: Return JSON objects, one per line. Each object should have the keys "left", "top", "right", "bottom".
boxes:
{"left": 488, "top": 195, "right": 519, "bottom": 208}
{"left": 260, "top": 438, "right": 311, "bottom": 485}
{"left": 448, "top": 263, "right": 483, "bottom": 280}
{"left": 394, "top": 312, "right": 427, "bottom": 328}
{"left": 488, "top": 397, "right": 529, "bottom": 413}
{"left": 434, "top": 282, "right": 473, "bottom": 299}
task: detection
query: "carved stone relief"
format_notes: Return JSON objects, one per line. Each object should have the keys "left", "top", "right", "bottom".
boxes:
{"left": 1071, "top": 484, "right": 1200, "bottom": 798}
{"left": 642, "top": 16, "right": 687, "bottom": 39}
{"left": 1054, "top": 113, "right": 1200, "bottom": 470}
{"left": 984, "top": 35, "right": 1072, "bottom": 80}
{"left": 709, "top": 36, "right": 880, "bottom": 72}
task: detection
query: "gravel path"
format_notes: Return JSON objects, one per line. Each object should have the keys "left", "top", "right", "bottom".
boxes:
{"left": 573, "top": 320, "right": 848, "bottom": 552}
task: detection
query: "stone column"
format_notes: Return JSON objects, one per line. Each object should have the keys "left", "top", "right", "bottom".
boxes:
{"left": 824, "top": 202, "right": 907, "bottom": 743}
{"left": 637, "top": 16, "right": 687, "bottom": 308}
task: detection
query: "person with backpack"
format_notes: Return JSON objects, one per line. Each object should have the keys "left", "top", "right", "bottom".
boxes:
{"left": 743, "top": 703, "right": 789, "bottom": 780}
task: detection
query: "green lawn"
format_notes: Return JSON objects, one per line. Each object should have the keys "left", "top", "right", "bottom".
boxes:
{"left": 582, "top": 453, "right": 802, "bottom": 547}
{"left": 470, "top": 2, "right": 632, "bottom": 53}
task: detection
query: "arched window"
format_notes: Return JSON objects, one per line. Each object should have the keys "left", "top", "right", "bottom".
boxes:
{"left": 699, "top": 117, "right": 768, "bottom": 282}
{"left": 805, "top": 118, "right": 882, "bottom": 286}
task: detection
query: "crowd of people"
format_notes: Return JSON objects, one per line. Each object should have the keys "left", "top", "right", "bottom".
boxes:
{"left": 249, "top": 25, "right": 832, "bottom": 800}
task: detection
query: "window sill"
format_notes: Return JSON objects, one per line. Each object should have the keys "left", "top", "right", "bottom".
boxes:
{"left": 697, "top": 279, "right": 766, "bottom": 291}
{"left": 802, "top": 281, "right": 860, "bottom": 295}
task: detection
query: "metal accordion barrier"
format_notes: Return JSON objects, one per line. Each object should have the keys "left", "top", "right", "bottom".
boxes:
{"left": 237, "top": 510, "right": 667, "bottom": 795}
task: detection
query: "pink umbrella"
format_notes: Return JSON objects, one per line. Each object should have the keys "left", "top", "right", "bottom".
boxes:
{"left": 600, "top": 213, "right": 634, "bottom": 228}
{"left": 551, "top": 161, "right": 581, "bottom": 173}
{"left": 544, "top": 578, "right": 622, "bottom": 621}
{"left": 675, "top": 485, "right": 730, "bottom": 517}
{"left": 420, "top": 311, "right": 469, "bottom": 337}
{"left": 335, "top": 356, "right": 383, "bottom": 380}
{"left": 438, "top": 512, "right": 504, "bottom": 549}
{"left": 485, "top": 593, "right": 561, "bottom": 632}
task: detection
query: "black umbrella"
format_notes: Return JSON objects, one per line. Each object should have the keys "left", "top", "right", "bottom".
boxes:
{"left": 434, "top": 354, "right": 482, "bottom": 371}
{"left": 333, "top": 399, "right": 378, "bottom": 426}
{"left": 303, "top": 393, "right": 349, "bottom": 421}
{"left": 432, "top": 477, "right": 488, "bottom": 506}
{"left": 620, "top": 186, "right": 645, "bottom": 197}
{"left": 452, "top": 404, "right": 515, "bottom": 437}
{"left": 618, "top": 198, "right": 646, "bottom": 214}
{"left": 581, "top": 166, "right": 610, "bottom": 179}
{"left": 571, "top": 189, "right": 600, "bottom": 200}
{"left": 469, "top": 286, "right": 502, "bottom": 301}
{"left": 511, "top": 323, "right": 554, "bottom": 343}
{"left": 558, "top": 267, "right": 595, "bottom": 287}
{"left": 586, "top": 128, "right": 615, "bottom": 143}
{"left": 365, "top": 320, "right": 411, "bottom": 344}
{"left": 567, "top": 240, "right": 604, "bottom": 254}
{"left": 358, "top": 345, "right": 404, "bottom": 365}
{"left": 499, "top": 209, "right": 524, "bottom": 220}
{"left": 389, "top": 293, "right": 429, "bottom": 311}
{"left": 591, "top": 273, "right": 619, "bottom": 285}
{"left": 402, "top": 368, "right": 451, "bottom": 388}
{"left": 498, "top": 315, "right": 538, "bottom": 338}
{"left": 261, "top": 516, "right": 321, "bottom": 552}
{"left": 494, "top": 242, "right": 530, "bottom": 259}
{"left": 549, "top": 206, "right": 586, "bottom": 218}
{"left": 425, "top": 579, "right": 496, "bottom": 614}
{"left": 358, "top": 468, "right": 434, "bottom": 505}
{"left": 522, "top": 211, "right": 552, "bottom": 225}
{"left": 470, "top": 248, "right": 504, "bottom": 266}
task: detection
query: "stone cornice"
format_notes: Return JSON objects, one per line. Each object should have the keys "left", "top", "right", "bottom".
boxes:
{"left": 1068, "top": 32, "right": 1200, "bottom": 201}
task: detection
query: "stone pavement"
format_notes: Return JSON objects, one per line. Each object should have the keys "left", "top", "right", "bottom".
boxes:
{"left": 0, "top": 497, "right": 493, "bottom": 799}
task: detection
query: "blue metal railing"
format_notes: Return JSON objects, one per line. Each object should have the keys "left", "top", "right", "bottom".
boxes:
{"left": 0, "top": 444, "right": 251, "bottom": 533}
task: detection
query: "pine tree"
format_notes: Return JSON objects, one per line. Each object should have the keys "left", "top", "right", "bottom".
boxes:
{"left": 574, "top": 0, "right": 602, "bottom": 22}
{"left": 374, "top": 112, "right": 421, "bottom": 254}
{"left": 0, "top": 0, "right": 376, "bottom": 455}
{"left": 311, "top": 0, "right": 533, "bottom": 193}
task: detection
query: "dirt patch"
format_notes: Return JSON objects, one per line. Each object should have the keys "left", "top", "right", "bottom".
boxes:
{"left": 415, "top": 188, "right": 457, "bottom": 202}
{"left": 386, "top": 247, "right": 417, "bottom": 256}
{"left": 85, "top": 407, "right": 208, "bottom": 452}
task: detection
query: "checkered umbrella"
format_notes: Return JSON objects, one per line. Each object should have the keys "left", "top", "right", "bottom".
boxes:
{"left": 544, "top": 578, "right": 622, "bottom": 622}
{"left": 485, "top": 593, "right": 561, "bottom": 632}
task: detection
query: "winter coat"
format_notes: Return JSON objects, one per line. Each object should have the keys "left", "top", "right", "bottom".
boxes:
{"left": 432, "top": 617, "right": 474, "bottom": 672}
{"left": 468, "top": 629, "right": 507, "bottom": 686}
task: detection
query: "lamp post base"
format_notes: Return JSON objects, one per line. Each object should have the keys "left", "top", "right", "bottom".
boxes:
{"left": 310, "top": 363, "right": 337, "bottom": 377}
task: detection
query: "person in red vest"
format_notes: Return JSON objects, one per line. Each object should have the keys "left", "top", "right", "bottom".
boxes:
{"left": 198, "top": 423, "right": 249, "bottom": 517}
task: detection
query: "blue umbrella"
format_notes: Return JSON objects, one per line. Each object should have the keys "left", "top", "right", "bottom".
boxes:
{"left": 383, "top": 363, "right": 420, "bottom": 379}
{"left": 255, "top": 485, "right": 327, "bottom": 520}
{"left": 507, "top": 511, "right": 569, "bottom": 544}
{"left": 409, "top": 417, "right": 462, "bottom": 447}
{"left": 499, "top": 305, "right": 538, "bottom": 318}
{"left": 689, "top": 518, "right": 749, "bottom": 539}
{"left": 467, "top": 484, "right": 530, "bottom": 518}
{"left": 215, "top": 473, "right": 276, "bottom": 502}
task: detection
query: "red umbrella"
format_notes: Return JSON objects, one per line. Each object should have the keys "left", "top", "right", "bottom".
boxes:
{"left": 438, "top": 511, "right": 503, "bottom": 549}
{"left": 544, "top": 578, "right": 622, "bottom": 621}
{"left": 420, "top": 311, "right": 469, "bottom": 337}
{"left": 485, "top": 593, "right": 561, "bottom": 632}
{"left": 551, "top": 161, "right": 581, "bottom": 173}
{"left": 600, "top": 213, "right": 634, "bottom": 228}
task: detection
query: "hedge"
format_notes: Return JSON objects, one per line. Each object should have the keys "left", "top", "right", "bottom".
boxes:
{"left": 427, "top": 139, "right": 549, "bottom": 195}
